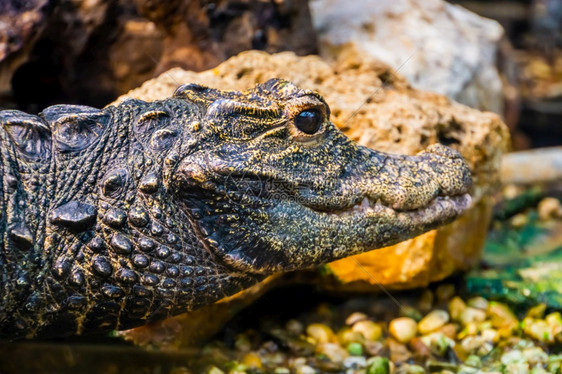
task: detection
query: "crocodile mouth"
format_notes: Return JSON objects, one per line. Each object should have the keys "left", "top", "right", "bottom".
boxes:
{"left": 309, "top": 193, "right": 472, "bottom": 219}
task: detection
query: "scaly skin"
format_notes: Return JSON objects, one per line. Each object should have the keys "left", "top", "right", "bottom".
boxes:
{"left": 0, "top": 79, "right": 472, "bottom": 339}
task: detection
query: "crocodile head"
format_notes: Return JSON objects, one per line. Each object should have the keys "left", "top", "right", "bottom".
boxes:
{"left": 173, "top": 78, "right": 472, "bottom": 275}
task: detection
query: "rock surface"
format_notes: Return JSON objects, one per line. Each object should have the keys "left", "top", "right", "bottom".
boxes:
{"left": 310, "top": 0, "right": 505, "bottom": 114}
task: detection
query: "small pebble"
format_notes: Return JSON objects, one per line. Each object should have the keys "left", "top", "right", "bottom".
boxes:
{"left": 523, "top": 318, "right": 554, "bottom": 343}
{"left": 316, "top": 343, "right": 348, "bottom": 363}
{"left": 241, "top": 352, "right": 262, "bottom": 369}
{"left": 295, "top": 365, "right": 316, "bottom": 374}
{"left": 389, "top": 317, "right": 417, "bottom": 343}
{"left": 206, "top": 366, "right": 225, "bottom": 374}
{"left": 366, "top": 357, "right": 390, "bottom": 374}
{"left": 343, "top": 356, "right": 367, "bottom": 369}
{"left": 510, "top": 213, "right": 528, "bottom": 228}
{"left": 546, "top": 312, "right": 562, "bottom": 337}
{"left": 420, "top": 332, "right": 453, "bottom": 356}
{"left": 438, "top": 323, "right": 457, "bottom": 339}
{"left": 458, "top": 322, "right": 479, "bottom": 339}
{"left": 352, "top": 320, "right": 382, "bottom": 341}
{"left": 477, "top": 341, "right": 494, "bottom": 355}
{"left": 347, "top": 342, "right": 363, "bottom": 356}
{"left": 522, "top": 347, "right": 548, "bottom": 366}
{"left": 337, "top": 327, "right": 364, "bottom": 346}
{"left": 388, "top": 338, "right": 412, "bottom": 363}
{"left": 426, "top": 360, "right": 458, "bottom": 373}
{"left": 538, "top": 197, "right": 561, "bottom": 221}
{"left": 398, "top": 364, "right": 425, "bottom": 374}
{"left": 290, "top": 357, "right": 307, "bottom": 368}
{"left": 417, "top": 309, "right": 450, "bottom": 335}
{"left": 501, "top": 350, "right": 525, "bottom": 365}
{"left": 234, "top": 334, "right": 251, "bottom": 352}
{"left": 466, "top": 296, "right": 489, "bottom": 310}
{"left": 526, "top": 304, "right": 547, "bottom": 319}
{"left": 488, "top": 302, "right": 518, "bottom": 329}
{"left": 306, "top": 323, "right": 336, "bottom": 344}
{"left": 457, "top": 364, "right": 478, "bottom": 374}
{"left": 461, "top": 336, "right": 486, "bottom": 354}
{"left": 503, "top": 184, "right": 519, "bottom": 199}
{"left": 546, "top": 312, "right": 562, "bottom": 327}
{"left": 409, "top": 337, "right": 431, "bottom": 358}
{"left": 363, "top": 340, "right": 384, "bottom": 356}
{"left": 448, "top": 296, "right": 466, "bottom": 321}
{"left": 286, "top": 319, "right": 304, "bottom": 335}
{"left": 505, "top": 362, "right": 529, "bottom": 374}
{"left": 464, "top": 355, "right": 482, "bottom": 368}
{"left": 418, "top": 289, "right": 434, "bottom": 312}
{"left": 460, "top": 307, "right": 487, "bottom": 325}
{"left": 346, "top": 312, "right": 368, "bottom": 325}
{"left": 481, "top": 328, "right": 500, "bottom": 343}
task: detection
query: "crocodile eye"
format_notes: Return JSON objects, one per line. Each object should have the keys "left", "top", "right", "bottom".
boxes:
{"left": 294, "top": 109, "right": 322, "bottom": 134}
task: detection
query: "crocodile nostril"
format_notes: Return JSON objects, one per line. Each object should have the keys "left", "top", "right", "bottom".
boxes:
{"left": 435, "top": 158, "right": 473, "bottom": 196}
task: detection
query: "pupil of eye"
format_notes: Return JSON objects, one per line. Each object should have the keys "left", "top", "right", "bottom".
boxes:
{"left": 295, "top": 110, "right": 321, "bottom": 134}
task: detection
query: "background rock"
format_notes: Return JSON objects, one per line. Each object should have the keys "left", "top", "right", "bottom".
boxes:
{"left": 0, "top": 0, "right": 50, "bottom": 95}
{"left": 8, "top": 0, "right": 153, "bottom": 111}
{"left": 134, "top": 0, "right": 317, "bottom": 74}
{"left": 310, "top": 0, "right": 505, "bottom": 114}
{"left": 0, "top": 0, "right": 317, "bottom": 112}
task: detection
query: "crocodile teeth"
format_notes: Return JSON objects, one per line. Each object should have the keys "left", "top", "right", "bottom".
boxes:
{"left": 328, "top": 194, "right": 471, "bottom": 218}
{"left": 360, "top": 197, "right": 370, "bottom": 209}
{"left": 337, "top": 196, "right": 388, "bottom": 216}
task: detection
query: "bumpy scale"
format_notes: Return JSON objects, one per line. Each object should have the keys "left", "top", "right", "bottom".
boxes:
{"left": 0, "top": 79, "right": 472, "bottom": 339}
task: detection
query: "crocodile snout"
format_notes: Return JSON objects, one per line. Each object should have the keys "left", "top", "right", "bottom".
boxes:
{"left": 365, "top": 143, "right": 472, "bottom": 212}
{"left": 420, "top": 143, "right": 472, "bottom": 197}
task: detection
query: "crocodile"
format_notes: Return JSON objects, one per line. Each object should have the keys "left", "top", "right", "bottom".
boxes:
{"left": 0, "top": 78, "right": 472, "bottom": 339}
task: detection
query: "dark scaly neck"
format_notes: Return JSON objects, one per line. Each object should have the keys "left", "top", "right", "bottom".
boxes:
{"left": 0, "top": 126, "right": 54, "bottom": 335}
